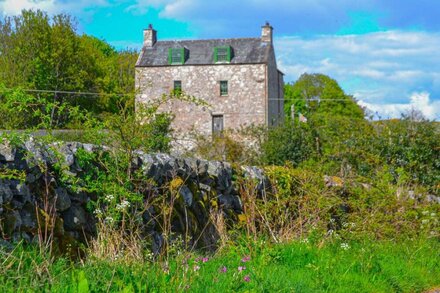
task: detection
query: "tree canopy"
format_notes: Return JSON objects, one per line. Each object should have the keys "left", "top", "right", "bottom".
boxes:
{"left": 0, "top": 10, "right": 138, "bottom": 117}
{"left": 284, "top": 73, "right": 366, "bottom": 123}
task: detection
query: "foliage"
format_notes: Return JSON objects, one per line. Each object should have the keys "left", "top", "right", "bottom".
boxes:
{"left": 0, "top": 84, "right": 92, "bottom": 129}
{"left": 190, "top": 129, "right": 260, "bottom": 165}
{"left": 0, "top": 9, "right": 138, "bottom": 125}
{"left": 373, "top": 118, "right": 440, "bottom": 189}
{"left": 260, "top": 121, "right": 316, "bottom": 166}
{"left": 283, "top": 73, "right": 365, "bottom": 121}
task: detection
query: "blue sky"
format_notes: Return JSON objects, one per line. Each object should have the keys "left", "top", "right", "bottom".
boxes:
{"left": 1, "top": 0, "right": 439, "bottom": 119}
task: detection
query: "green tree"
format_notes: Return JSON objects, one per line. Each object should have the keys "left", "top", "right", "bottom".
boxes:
{"left": 284, "top": 73, "right": 365, "bottom": 122}
{"left": 0, "top": 9, "right": 138, "bottom": 127}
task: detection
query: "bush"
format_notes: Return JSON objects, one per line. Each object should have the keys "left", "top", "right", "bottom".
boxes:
{"left": 260, "top": 121, "right": 316, "bottom": 166}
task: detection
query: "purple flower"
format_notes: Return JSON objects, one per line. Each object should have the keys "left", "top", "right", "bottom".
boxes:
{"left": 244, "top": 275, "right": 251, "bottom": 282}
{"left": 195, "top": 257, "right": 201, "bottom": 262}
{"left": 238, "top": 266, "right": 246, "bottom": 272}
{"left": 220, "top": 266, "right": 227, "bottom": 273}
{"left": 202, "top": 257, "right": 209, "bottom": 263}
{"left": 241, "top": 256, "right": 251, "bottom": 263}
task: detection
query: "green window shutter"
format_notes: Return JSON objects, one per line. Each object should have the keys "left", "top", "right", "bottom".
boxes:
{"left": 168, "top": 48, "right": 172, "bottom": 65}
{"left": 227, "top": 46, "right": 231, "bottom": 62}
{"left": 214, "top": 47, "right": 218, "bottom": 63}
{"left": 181, "top": 48, "right": 185, "bottom": 64}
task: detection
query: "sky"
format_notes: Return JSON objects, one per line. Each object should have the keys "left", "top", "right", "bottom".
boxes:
{"left": 1, "top": 0, "right": 439, "bottom": 119}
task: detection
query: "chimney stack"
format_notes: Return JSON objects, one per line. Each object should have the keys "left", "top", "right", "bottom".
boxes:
{"left": 143, "top": 24, "right": 157, "bottom": 47}
{"left": 261, "top": 21, "right": 273, "bottom": 43}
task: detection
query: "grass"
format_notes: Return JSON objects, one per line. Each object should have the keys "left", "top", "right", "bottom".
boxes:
{"left": 1, "top": 237, "right": 439, "bottom": 292}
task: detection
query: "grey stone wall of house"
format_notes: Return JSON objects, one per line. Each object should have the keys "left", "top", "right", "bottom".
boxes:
{"left": 277, "top": 71, "right": 285, "bottom": 122}
{"left": 266, "top": 47, "right": 284, "bottom": 126}
{"left": 136, "top": 63, "right": 267, "bottom": 135}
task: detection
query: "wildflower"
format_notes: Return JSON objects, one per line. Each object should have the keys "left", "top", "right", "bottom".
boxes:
{"left": 93, "top": 208, "right": 103, "bottom": 217}
{"left": 431, "top": 212, "right": 436, "bottom": 217}
{"left": 193, "top": 265, "right": 200, "bottom": 272}
{"left": 116, "top": 200, "right": 131, "bottom": 211}
{"left": 241, "top": 256, "right": 251, "bottom": 263}
{"left": 104, "top": 194, "right": 114, "bottom": 202}
{"left": 105, "top": 216, "right": 114, "bottom": 224}
{"left": 220, "top": 266, "right": 227, "bottom": 273}
{"left": 340, "top": 243, "right": 350, "bottom": 250}
{"left": 422, "top": 210, "right": 429, "bottom": 215}
{"left": 300, "top": 238, "right": 309, "bottom": 244}
{"left": 243, "top": 275, "right": 250, "bottom": 282}
{"left": 195, "top": 257, "right": 201, "bottom": 262}
{"left": 238, "top": 266, "right": 246, "bottom": 272}
{"left": 422, "top": 219, "right": 429, "bottom": 224}
{"left": 202, "top": 257, "right": 209, "bottom": 263}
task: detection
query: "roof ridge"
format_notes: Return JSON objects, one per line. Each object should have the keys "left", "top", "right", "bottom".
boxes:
{"left": 156, "top": 37, "right": 261, "bottom": 43}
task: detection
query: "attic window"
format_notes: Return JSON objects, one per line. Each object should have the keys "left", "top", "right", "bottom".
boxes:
{"left": 168, "top": 48, "right": 186, "bottom": 65}
{"left": 214, "top": 46, "right": 232, "bottom": 63}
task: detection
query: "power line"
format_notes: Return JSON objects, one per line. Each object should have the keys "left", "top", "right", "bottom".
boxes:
{"left": 2, "top": 88, "right": 360, "bottom": 102}
{"left": 269, "top": 98, "right": 357, "bottom": 101}
{"left": 2, "top": 87, "right": 134, "bottom": 97}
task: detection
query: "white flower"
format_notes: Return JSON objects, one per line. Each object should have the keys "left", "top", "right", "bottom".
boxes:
{"left": 430, "top": 213, "right": 436, "bottom": 217}
{"left": 340, "top": 243, "right": 350, "bottom": 250}
{"left": 422, "top": 219, "right": 429, "bottom": 224}
{"left": 93, "top": 208, "right": 103, "bottom": 217}
{"left": 105, "top": 216, "right": 114, "bottom": 224}
{"left": 422, "top": 210, "right": 429, "bottom": 215}
{"left": 300, "top": 238, "right": 309, "bottom": 244}
{"left": 116, "top": 200, "right": 131, "bottom": 211}
{"left": 105, "top": 194, "right": 114, "bottom": 202}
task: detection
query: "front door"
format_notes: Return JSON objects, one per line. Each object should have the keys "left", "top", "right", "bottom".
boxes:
{"left": 212, "top": 115, "right": 224, "bottom": 135}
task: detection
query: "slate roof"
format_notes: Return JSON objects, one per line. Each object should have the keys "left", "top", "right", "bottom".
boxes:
{"left": 136, "top": 38, "right": 271, "bottom": 67}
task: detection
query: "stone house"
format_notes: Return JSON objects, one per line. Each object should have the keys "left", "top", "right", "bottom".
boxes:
{"left": 135, "top": 22, "right": 284, "bottom": 137}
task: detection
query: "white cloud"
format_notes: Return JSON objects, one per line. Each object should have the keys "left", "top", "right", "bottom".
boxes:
{"left": 359, "top": 92, "right": 440, "bottom": 120}
{"left": 0, "top": 0, "right": 108, "bottom": 17}
{"left": 125, "top": 0, "right": 174, "bottom": 14}
{"left": 275, "top": 30, "right": 440, "bottom": 120}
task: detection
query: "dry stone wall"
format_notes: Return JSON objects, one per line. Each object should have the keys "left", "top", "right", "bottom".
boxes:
{"left": 0, "top": 139, "right": 268, "bottom": 253}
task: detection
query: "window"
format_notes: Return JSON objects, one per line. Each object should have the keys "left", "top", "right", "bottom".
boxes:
{"left": 214, "top": 46, "right": 232, "bottom": 63}
{"left": 220, "top": 81, "right": 228, "bottom": 96}
{"left": 173, "top": 80, "right": 182, "bottom": 95}
{"left": 212, "top": 115, "right": 224, "bottom": 135}
{"left": 168, "top": 48, "right": 186, "bottom": 65}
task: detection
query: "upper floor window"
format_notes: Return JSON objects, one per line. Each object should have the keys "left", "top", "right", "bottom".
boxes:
{"left": 168, "top": 48, "right": 186, "bottom": 65}
{"left": 220, "top": 80, "right": 228, "bottom": 96}
{"left": 214, "top": 46, "right": 232, "bottom": 63}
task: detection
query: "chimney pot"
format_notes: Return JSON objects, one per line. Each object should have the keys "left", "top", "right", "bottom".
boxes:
{"left": 261, "top": 22, "right": 273, "bottom": 43}
{"left": 143, "top": 24, "right": 157, "bottom": 47}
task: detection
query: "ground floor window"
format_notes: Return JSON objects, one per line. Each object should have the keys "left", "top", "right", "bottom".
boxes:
{"left": 173, "top": 80, "right": 182, "bottom": 95}
{"left": 220, "top": 80, "right": 228, "bottom": 96}
{"left": 212, "top": 115, "right": 224, "bottom": 135}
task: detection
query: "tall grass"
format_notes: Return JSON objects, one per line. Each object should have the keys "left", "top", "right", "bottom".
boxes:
{"left": 1, "top": 237, "right": 439, "bottom": 292}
